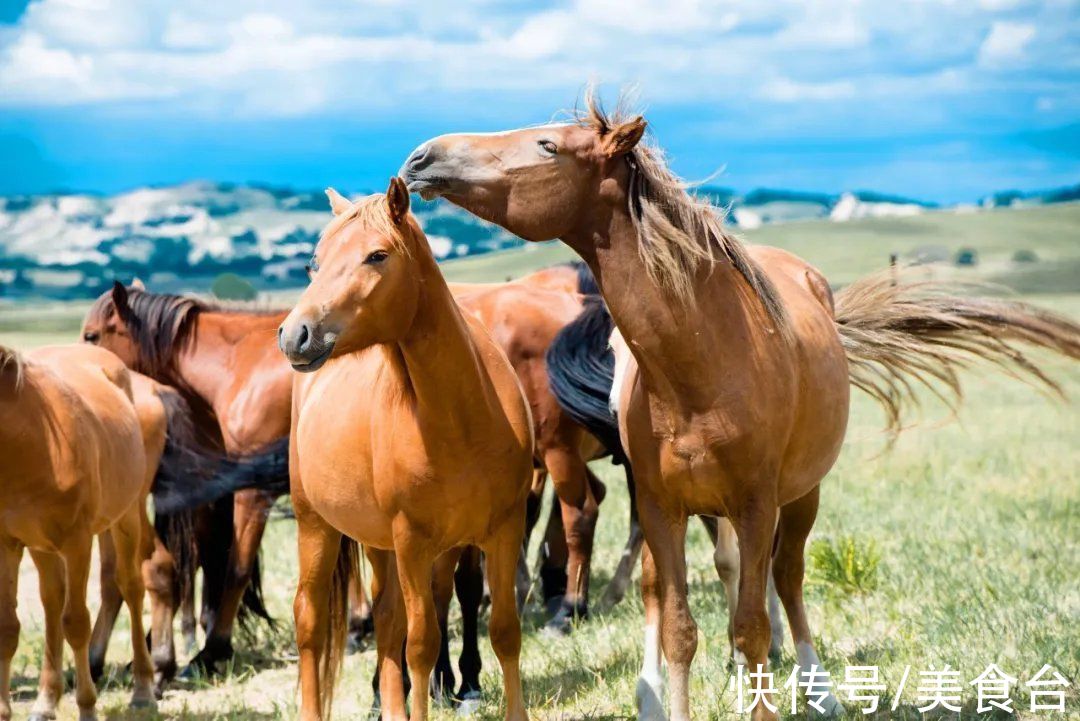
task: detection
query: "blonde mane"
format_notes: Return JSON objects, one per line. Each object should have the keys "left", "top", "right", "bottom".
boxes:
{"left": 0, "top": 344, "right": 24, "bottom": 389}
{"left": 320, "top": 193, "right": 413, "bottom": 256}
{"left": 578, "top": 90, "right": 788, "bottom": 332}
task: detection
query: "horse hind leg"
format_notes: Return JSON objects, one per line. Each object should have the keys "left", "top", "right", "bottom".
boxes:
{"left": 87, "top": 532, "right": 122, "bottom": 682}
{"left": 143, "top": 531, "right": 178, "bottom": 697}
{"left": 347, "top": 563, "right": 374, "bottom": 653}
{"left": 112, "top": 506, "right": 157, "bottom": 709}
{"left": 59, "top": 536, "right": 98, "bottom": 721}
{"left": 0, "top": 543, "right": 21, "bottom": 721}
{"left": 599, "top": 464, "right": 644, "bottom": 612}
{"left": 430, "top": 547, "right": 461, "bottom": 706}
{"left": 772, "top": 488, "right": 843, "bottom": 717}
{"left": 28, "top": 550, "right": 66, "bottom": 721}
{"left": 454, "top": 545, "right": 484, "bottom": 711}
{"left": 481, "top": 517, "right": 528, "bottom": 721}
{"left": 545, "top": 450, "right": 600, "bottom": 634}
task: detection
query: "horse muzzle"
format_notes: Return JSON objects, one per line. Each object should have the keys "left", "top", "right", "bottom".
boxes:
{"left": 278, "top": 320, "right": 335, "bottom": 372}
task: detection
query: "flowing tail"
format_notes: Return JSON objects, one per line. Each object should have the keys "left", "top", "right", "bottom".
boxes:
{"left": 834, "top": 269, "right": 1080, "bottom": 433}
{"left": 151, "top": 421, "right": 289, "bottom": 515}
{"left": 153, "top": 387, "right": 283, "bottom": 627}
{"left": 546, "top": 294, "right": 626, "bottom": 463}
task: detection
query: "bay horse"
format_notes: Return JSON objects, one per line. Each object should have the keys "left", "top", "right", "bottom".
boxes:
{"left": 0, "top": 343, "right": 156, "bottom": 721}
{"left": 279, "top": 178, "right": 533, "bottom": 721}
{"left": 82, "top": 281, "right": 292, "bottom": 676}
{"left": 399, "top": 91, "right": 1080, "bottom": 721}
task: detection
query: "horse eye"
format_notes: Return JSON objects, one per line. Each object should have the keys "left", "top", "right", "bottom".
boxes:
{"left": 365, "top": 250, "right": 389, "bottom": 265}
{"left": 538, "top": 140, "right": 557, "bottom": 155}
{"left": 82, "top": 331, "right": 100, "bottom": 343}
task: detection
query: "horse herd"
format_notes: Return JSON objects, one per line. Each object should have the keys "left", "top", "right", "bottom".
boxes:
{"left": 2, "top": 93, "right": 1078, "bottom": 721}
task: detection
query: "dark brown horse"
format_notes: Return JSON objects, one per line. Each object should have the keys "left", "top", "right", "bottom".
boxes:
{"left": 400, "top": 91, "right": 1080, "bottom": 721}
{"left": 82, "top": 286, "right": 292, "bottom": 675}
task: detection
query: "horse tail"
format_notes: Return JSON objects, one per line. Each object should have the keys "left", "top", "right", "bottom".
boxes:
{"left": 151, "top": 430, "right": 290, "bottom": 515}
{"left": 321, "top": 536, "right": 359, "bottom": 720}
{"left": 571, "top": 260, "right": 601, "bottom": 296}
{"left": 546, "top": 296, "right": 626, "bottom": 463}
{"left": 238, "top": 553, "right": 274, "bottom": 632}
{"left": 834, "top": 268, "right": 1080, "bottom": 434}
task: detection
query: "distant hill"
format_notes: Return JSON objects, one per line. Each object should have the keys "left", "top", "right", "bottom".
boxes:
{"left": 0, "top": 180, "right": 1075, "bottom": 300}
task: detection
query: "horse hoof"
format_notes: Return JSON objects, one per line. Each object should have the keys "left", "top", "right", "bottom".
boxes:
{"left": 542, "top": 616, "right": 572, "bottom": 638}
{"left": 456, "top": 691, "right": 482, "bottom": 717}
{"left": 130, "top": 696, "right": 158, "bottom": 711}
{"left": 810, "top": 693, "right": 845, "bottom": 718}
{"left": 635, "top": 677, "right": 667, "bottom": 721}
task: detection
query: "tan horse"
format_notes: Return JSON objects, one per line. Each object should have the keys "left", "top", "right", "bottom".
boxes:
{"left": 400, "top": 92, "right": 1080, "bottom": 721}
{"left": 0, "top": 343, "right": 156, "bottom": 721}
{"left": 279, "top": 178, "right": 533, "bottom": 721}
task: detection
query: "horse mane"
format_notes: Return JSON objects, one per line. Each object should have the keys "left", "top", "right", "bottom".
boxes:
{"left": 577, "top": 89, "right": 789, "bottom": 332}
{"left": 320, "top": 193, "right": 414, "bottom": 257}
{"left": 0, "top": 344, "right": 25, "bottom": 389}
{"left": 87, "top": 288, "right": 283, "bottom": 377}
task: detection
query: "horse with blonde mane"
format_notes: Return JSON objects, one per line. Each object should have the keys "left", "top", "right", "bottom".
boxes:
{"left": 279, "top": 178, "right": 533, "bottom": 721}
{"left": 0, "top": 344, "right": 157, "bottom": 721}
{"left": 400, "top": 91, "right": 1080, "bottom": 721}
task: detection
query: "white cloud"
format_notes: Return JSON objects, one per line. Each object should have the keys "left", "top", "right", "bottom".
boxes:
{"left": 978, "top": 21, "right": 1036, "bottom": 65}
{"left": 0, "top": 0, "right": 1073, "bottom": 122}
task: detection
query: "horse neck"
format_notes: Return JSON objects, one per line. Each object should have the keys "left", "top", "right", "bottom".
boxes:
{"left": 565, "top": 211, "right": 777, "bottom": 410}
{"left": 172, "top": 310, "right": 286, "bottom": 412}
{"left": 392, "top": 254, "right": 490, "bottom": 432}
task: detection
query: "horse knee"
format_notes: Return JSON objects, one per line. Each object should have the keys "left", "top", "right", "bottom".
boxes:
{"left": 733, "top": 609, "right": 771, "bottom": 662}
{"left": 62, "top": 607, "right": 92, "bottom": 647}
{"left": 488, "top": 613, "right": 521, "bottom": 661}
{"left": 0, "top": 614, "right": 19, "bottom": 658}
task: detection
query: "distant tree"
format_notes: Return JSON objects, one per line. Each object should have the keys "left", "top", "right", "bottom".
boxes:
{"left": 955, "top": 248, "right": 979, "bottom": 267}
{"left": 1012, "top": 249, "right": 1039, "bottom": 263}
{"left": 211, "top": 273, "right": 258, "bottom": 301}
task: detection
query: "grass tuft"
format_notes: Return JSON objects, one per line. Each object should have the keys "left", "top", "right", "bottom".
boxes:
{"left": 808, "top": 534, "right": 881, "bottom": 595}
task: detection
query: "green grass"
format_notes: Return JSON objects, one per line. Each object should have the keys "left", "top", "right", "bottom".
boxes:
{"left": 5, "top": 205, "right": 1080, "bottom": 719}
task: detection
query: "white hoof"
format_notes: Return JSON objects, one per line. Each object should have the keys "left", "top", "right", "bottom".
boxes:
{"left": 635, "top": 676, "right": 667, "bottom": 721}
{"left": 809, "top": 692, "right": 845, "bottom": 718}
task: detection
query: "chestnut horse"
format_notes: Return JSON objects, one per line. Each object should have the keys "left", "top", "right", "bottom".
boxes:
{"left": 279, "top": 179, "right": 533, "bottom": 721}
{"left": 0, "top": 343, "right": 156, "bottom": 721}
{"left": 82, "top": 282, "right": 292, "bottom": 675}
{"left": 400, "top": 92, "right": 1080, "bottom": 721}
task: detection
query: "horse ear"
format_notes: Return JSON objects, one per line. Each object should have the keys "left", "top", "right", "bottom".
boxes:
{"left": 325, "top": 187, "right": 352, "bottom": 215}
{"left": 386, "top": 176, "right": 410, "bottom": 225}
{"left": 602, "top": 116, "right": 647, "bottom": 157}
{"left": 111, "top": 281, "right": 129, "bottom": 312}
{"left": 130, "top": 277, "right": 146, "bottom": 290}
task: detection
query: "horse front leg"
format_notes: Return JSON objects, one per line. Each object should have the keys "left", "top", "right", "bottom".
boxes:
{"left": 773, "top": 487, "right": 843, "bottom": 717}
{"left": 635, "top": 543, "right": 667, "bottom": 721}
{"left": 430, "top": 547, "right": 462, "bottom": 706}
{"left": 293, "top": 511, "right": 343, "bottom": 721}
{"left": 454, "top": 545, "right": 484, "bottom": 710}
{"left": 732, "top": 495, "right": 780, "bottom": 721}
{"left": 27, "top": 550, "right": 64, "bottom": 721}
{"left": 391, "top": 523, "right": 441, "bottom": 721}
{"left": 481, "top": 516, "right": 529, "bottom": 721}
{"left": 637, "top": 496, "right": 694, "bottom": 721}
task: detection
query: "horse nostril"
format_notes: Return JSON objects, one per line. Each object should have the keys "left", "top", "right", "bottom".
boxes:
{"left": 277, "top": 326, "right": 285, "bottom": 351}
{"left": 404, "top": 143, "right": 436, "bottom": 175}
{"left": 298, "top": 323, "right": 310, "bottom": 351}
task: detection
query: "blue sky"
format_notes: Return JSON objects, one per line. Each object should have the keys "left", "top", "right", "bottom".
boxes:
{"left": 0, "top": 0, "right": 1077, "bottom": 203}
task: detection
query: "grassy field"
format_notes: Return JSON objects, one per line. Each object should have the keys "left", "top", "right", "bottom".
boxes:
{"left": 3, "top": 205, "right": 1079, "bottom": 719}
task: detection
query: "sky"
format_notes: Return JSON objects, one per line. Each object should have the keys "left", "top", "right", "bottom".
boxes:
{"left": 0, "top": 0, "right": 1077, "bottom": 203}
